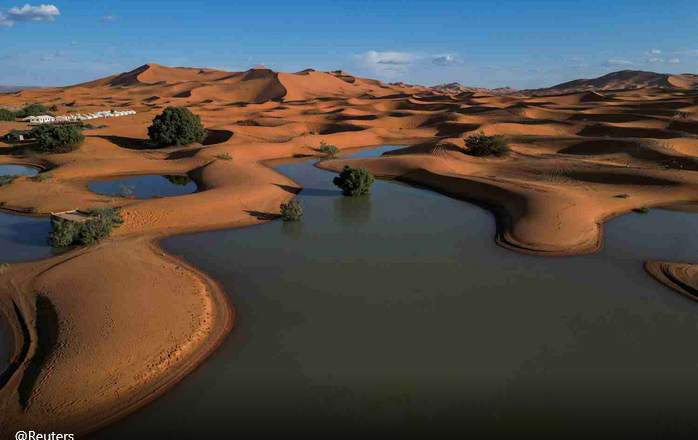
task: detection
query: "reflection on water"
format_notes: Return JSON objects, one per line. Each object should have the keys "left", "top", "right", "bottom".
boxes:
{"left": 92, "top": 146, "right": 698, "bottom": 437}
{"left": 88, "top": 175, "right": 196, "bottom": 199}
{"left": 0, "top": 213, "right": 52, "bottom": 263}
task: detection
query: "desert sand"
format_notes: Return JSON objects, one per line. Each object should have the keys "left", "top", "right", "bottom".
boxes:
{"left": 1, "top": 63, "right": 698, "bottom": 435}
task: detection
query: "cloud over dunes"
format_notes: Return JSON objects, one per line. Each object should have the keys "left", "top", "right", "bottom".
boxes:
{"left": 100, "top": 16, "right": 118, "bottom": 23}
{"left": 432, "top": 54, "right": 463, "bottom": 66}
{"left": 604, "top": 59, "right": 638, "bottom": 66}
{"left": 1, "top": 3, "right": 59, "bottom": 27}
{"left": 354, "top": 50, "right": 465, "bottom": 79}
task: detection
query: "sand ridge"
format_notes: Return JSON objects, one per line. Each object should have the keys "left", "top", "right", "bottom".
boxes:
{"left": 1, "top": 64, "right": 698, "bottom": 435}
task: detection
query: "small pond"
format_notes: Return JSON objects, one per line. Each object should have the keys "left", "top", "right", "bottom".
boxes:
{"left": 0, "top": 164, "right": 39, "bottom": 177}
{"left": 88, "top": 175, "right": 197, "bottom": 199}
{"left": 0, "top": 213, "right": 53, "bottom": 264}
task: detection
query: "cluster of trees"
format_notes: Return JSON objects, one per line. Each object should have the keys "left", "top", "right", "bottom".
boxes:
{"left": 30, "top": 125, "right": 85, "bottom": 153}
{"left": 14, "top": 104, "right": 49, "bottom": 119}
{"left": 49, "top": 208, "right": 123, "bottom": 247}
{"left": 148, "top": 107, "right": 208, "bottom": 146}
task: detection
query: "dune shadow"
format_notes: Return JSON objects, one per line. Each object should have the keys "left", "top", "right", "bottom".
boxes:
{"left": 97, "top": 135, "right": 155, "bottom": 150}
{"left": 245, "top": 210, "right": 280, "bottom": 220}
{"left": 202, "top": 129, "right": 234, "bottom": 146}
{"left": 18, "top": 295, "right": 59, "bottom": 409}
{"left": 274, "top": 184, "right": 301, "bottom": 195}
{"left": 0, "top": 301, "right": 31, "bottom": 392}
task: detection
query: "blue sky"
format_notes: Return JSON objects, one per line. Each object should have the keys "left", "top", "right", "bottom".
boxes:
{"left": 1, "top": 0, "right": 697, "bottom": 88}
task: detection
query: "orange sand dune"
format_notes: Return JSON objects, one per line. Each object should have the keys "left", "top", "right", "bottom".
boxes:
{"left": 1, "top": 64, "right": 698, "bottom": 436}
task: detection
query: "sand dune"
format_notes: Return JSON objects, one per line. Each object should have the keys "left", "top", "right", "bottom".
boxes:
{"left": 2, "top": 65, "right": 698, "bottom": 436}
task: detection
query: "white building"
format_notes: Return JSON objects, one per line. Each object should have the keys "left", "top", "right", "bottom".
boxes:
{"left": 24, "top": 115, "right": 56, "bottom": 124}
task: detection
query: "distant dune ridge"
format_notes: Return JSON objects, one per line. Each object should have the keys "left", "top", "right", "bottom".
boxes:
{"left": 3, "top": 67, "right": 697, "bottom": 101}
{"left": 523, "top": 70, "right": 698, "bottom": 95}
{"left": 0, "top": 85, "right": 42, "bottom": 93}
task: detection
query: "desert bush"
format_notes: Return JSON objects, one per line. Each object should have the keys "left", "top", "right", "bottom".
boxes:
{"left": 280, "top": 199, "right": 304, "bottom": 221}
{"left": 318, "top": 140, "right": 339, "bottom": 158}
{"left": 48, "top": 218, "right": 80, "bottom": 247}
{"left": 163, "top": 175, "right": 191, "bottom": 186}
{"left": 49, "top": 105, "right": 59, "bottom": 111}
{"left": 465, "top": 132, "right": 511, "bottom": 157}
{"left": 0, "top": 263, "right": 8, "bottom": 274}
{"left": 0, "top": 174, "right": 19, "bottom": 186}
{"left": 217, "top": 153, "right": 233, "bottom": 161}
{"left": 49, "top": 207, "right": 123, "bottom": 247}
{"left": 333, "top": 166, "right": 375, "bottom": 196}
{"left": 0, "top": 108, "right": 15, "bottom": 121}
{"left": 15, "top": 104, "right": 48, "bottom": 118}
{"left": 31, "top": 125, "right": 84, "bottom": 154}
{"left": 30, "top": 172, "right": 53, "bottom": 182}
{"left": 147, "top": 106, "right": 208, "bottom": 147}
{"left": 633, "top": 207, "right": 650, "bottom": 214}
{"left": 614, "top": 194, "right": 630, "bottom": 199}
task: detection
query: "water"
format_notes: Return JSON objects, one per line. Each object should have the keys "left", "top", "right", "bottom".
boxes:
{"left": 88, "top": 175, "right": 196, "bottom": 199}
{"left": 88, "top": 146, "right": 698, "bottom": 437}
{"left": 0, "top": 164, "right": 39, "bottom": 177}
{"left": 0, "top": 213, "right": 52, "bottom": 264}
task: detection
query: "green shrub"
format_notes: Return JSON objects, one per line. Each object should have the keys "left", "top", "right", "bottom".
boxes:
{"left": 318, "top": 140, "right": 339, "bottom": 158}
{"left": 0, "top": 174, "right": 20, "bottom": 186}
{"left": 15, "top": 104, "right": 49, "bottom": 118}
{"left": 48, "top": 218, "right": 80, "bottom": 247}
{"left": 633, "top": 207, "right": 650, "bottom": 214}
{"left": 333, "top": 166, "right": 375, "bottom": 196}
{"left": 0, "top": 263, "right": 8, "bottom": 274}
{"left": 163, "top": 175, "right": 191, "bottom": 186}
{"left": 217, "top": 153, "right": 233, "bottom": 161}
{"left": 31, "top": 125, "right": 84, "bottom": 154}
{"left": 49, "top": 105, "right": 59, "bottom": 111}
{"left": 0, "top": 109, "right": 15, "bottom": 121}
{"left": 465, "top": 132, "right": 511, "bottom": 157}
{"left": 147, "top": 106, "right": 208, "bottom": 147}
{"left": 614, "top": 194, "right": 630, "bottom": 199}
{"left": 48, "top": 207, "right": 123, "bottom": 247}
{"left": 280, "top": 199, "right": 304, "bottom": 221}
{"left": 30, "top": 172, "right": 53, "bottom": 182}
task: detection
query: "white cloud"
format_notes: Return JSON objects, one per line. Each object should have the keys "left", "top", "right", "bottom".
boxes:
{"left": 669, "top": 58, "right": 680, "bottom": 64}
{"left": 7, "top": 4, "right": 59, "bottom": 22}
{"left": 0, "top": 13, "right": 12, "bottom": 27}
{"left": 649, "top": 49, "right": 662, "bottom": 55}
{"left": 673, "top": 49, "right": 698, "bottom": 56}
{"left": 1, "top": 4, "right": 59, "bottom": 27}
{"left": 100, "top": 16, "right": 118, "bottom": 23}
{"left": 567, "top": 57, "right": 584, "bottom": 62}
{"left": 432, "top": 54, "right": 463, "bottom": 66}
{"left": 605, "top": 59, "right": 640, "bottom": 66}
{"left": 71, "top": 40, "right": 79, "bottom": 46}
{"left": 648, "top": 57, "right": 664, "bottom": 63}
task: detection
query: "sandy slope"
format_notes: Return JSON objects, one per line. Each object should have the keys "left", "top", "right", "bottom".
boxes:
{"left": 1, "top": 64, "right": 698, "bottom": 436}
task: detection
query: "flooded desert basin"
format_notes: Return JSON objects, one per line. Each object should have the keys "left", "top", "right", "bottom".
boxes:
{"left": 88, "top": 174, "right": 196, "bottom": 199}
{"left": 89, "top": 146, "right": 698, "bottom": 436}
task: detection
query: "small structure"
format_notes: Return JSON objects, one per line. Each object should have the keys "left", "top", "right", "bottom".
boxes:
{"left": 3, "top": 129, "right": 34, "bottom": 142}
{"left": 23, "top": 115, "right": 56, "bottom": 124}
{"left": 50, "top": 209, "right": 94, "bottom": 223}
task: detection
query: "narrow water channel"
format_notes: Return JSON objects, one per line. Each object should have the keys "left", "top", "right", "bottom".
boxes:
{"left": 86, "top": 146, "right": 698, "bottom": 437}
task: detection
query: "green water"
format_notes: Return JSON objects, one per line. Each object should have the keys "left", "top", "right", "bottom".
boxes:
{"left": 83, "top": 146, "right": 698, "bottom": 436}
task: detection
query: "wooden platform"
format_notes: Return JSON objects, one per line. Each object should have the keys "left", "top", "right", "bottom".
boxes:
{"left": 50, "top": 209, "right": 94, "bottom": 223}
